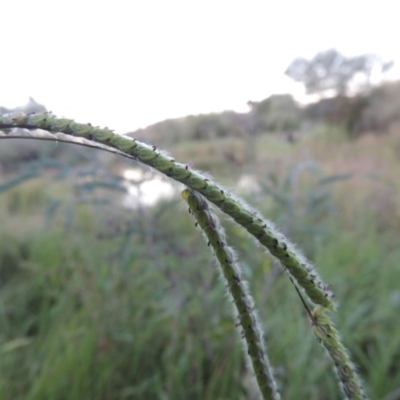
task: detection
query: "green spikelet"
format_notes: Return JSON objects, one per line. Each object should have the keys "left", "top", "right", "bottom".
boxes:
{"left": 107, "top": 135, "right": 133, "bottom": 151}
{"left": 71, "top": 122, "right": 95, "bottom": 138}
{"left": 48, "top": 117, "right": 74, "bottom": 132}
{"left": 311, "top": 306, "right": 367, "bottom": 400}
{"left": 26, "top": 113, "right": 53, "bottom": 129}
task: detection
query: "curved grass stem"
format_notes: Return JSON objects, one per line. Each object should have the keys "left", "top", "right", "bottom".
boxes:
{"left": 0, "top": 112, "right": 335, "bottom": 310}
{"left": 182, "top": 188, "right": 280, "bottom": 400}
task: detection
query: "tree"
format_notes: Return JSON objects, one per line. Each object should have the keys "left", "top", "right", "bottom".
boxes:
{"left": 248, "top": 94, "right": 300, "bottom": 133}
{"left": 285, "top": 48, "right": 392, "bottom": 96}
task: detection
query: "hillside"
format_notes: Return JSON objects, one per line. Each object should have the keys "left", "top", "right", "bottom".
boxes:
{"left": 127, "top": 80, "right": 400, "bottom": 146}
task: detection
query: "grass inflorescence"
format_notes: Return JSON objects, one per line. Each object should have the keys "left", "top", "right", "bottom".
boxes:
{"left": 310, "top": 306, "right": 367, "bottom": 400}
{"left": 182, "top": 188, "right": 280, "bottom": 400}
{"left": 0, "top": 112, "right": 384, "bottom": 399}
{"left": 0, "top": 113, "right": 334, "bottom": 310}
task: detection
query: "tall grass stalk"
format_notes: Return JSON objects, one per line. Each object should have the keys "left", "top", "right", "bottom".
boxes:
{"left": 0, "top": 112, "right": 369, "bottom": 398}
{"left": 182, "top": 188, "right": 280, "bottom": 400}
{"left": 289, "top": 275, "right": 367, "bottom": 400}
{"left": 0, "top": 113, "right": 334, "bottom": 309}
{"left": 310, "top": 306, "right": 367, "bottom": 399}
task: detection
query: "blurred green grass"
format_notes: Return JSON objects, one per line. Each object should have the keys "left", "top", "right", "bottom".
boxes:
{"left": 0, "top": 126, "right": 400, "bottom": 399}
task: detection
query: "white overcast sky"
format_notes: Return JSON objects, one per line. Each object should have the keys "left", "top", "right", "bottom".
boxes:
{"left": 0, "top": 0, "right": 398, "bottom": 133}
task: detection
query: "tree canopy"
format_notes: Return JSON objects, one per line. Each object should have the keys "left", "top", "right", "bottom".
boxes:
{"left": 285, "top": 49, "right": 392, "bottom": 96}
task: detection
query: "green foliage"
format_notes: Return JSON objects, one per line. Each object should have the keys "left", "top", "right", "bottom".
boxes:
{"left": 254, "top": 161, "right": 352, "bottom": 256}
{"left": 304, "top": 95, "right": 368, "bottom": 136}
{"left": 0, "top": 178, "right": 399, "bottom": 399}
{"left": 248, "top": 94, "right": 301, "bottom": 133}
{"left": 0, "top": 196, "right": 248, "bottom": 400}
{"left": 0, "top": 114, "right": 336, "bottom": 312}
{"left": 353, "top": 81, "right": 400, "bottom": 135}
{"left": 1, "top": 112, "right": 400, "bottom": 398}
{"left": 304, "top": 81, "right": 400, "bottom": 138}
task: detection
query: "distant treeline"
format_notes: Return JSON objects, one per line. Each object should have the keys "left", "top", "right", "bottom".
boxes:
{"left": 129, "top": 80, "right": 400, "bottom": 144}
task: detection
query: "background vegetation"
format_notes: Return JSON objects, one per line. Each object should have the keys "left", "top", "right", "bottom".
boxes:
{"left": 1, "top": 50, "right": 400, "bottom": 399}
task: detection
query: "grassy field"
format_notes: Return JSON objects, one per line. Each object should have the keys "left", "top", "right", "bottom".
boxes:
{"left": 0, "top": 125, "right": 400, "bottom": 399}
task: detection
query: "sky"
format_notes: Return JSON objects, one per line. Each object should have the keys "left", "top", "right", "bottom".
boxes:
{"left": 1, "top": 0, "right": 399, "bottom": 133}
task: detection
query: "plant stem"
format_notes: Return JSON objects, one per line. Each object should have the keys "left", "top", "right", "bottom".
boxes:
{"left": 310, "top": 306, "right": 367, "bottom": 400}
{"left": 0, "top": 112, "right": 335, "bottom": 310}
{"left": 182, "top": 188, "right": 280, "bottom": 400}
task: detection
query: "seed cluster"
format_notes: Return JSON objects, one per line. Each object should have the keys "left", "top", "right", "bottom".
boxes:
{"left": 311, "top": 307, "right": 367, "bottom": 400}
